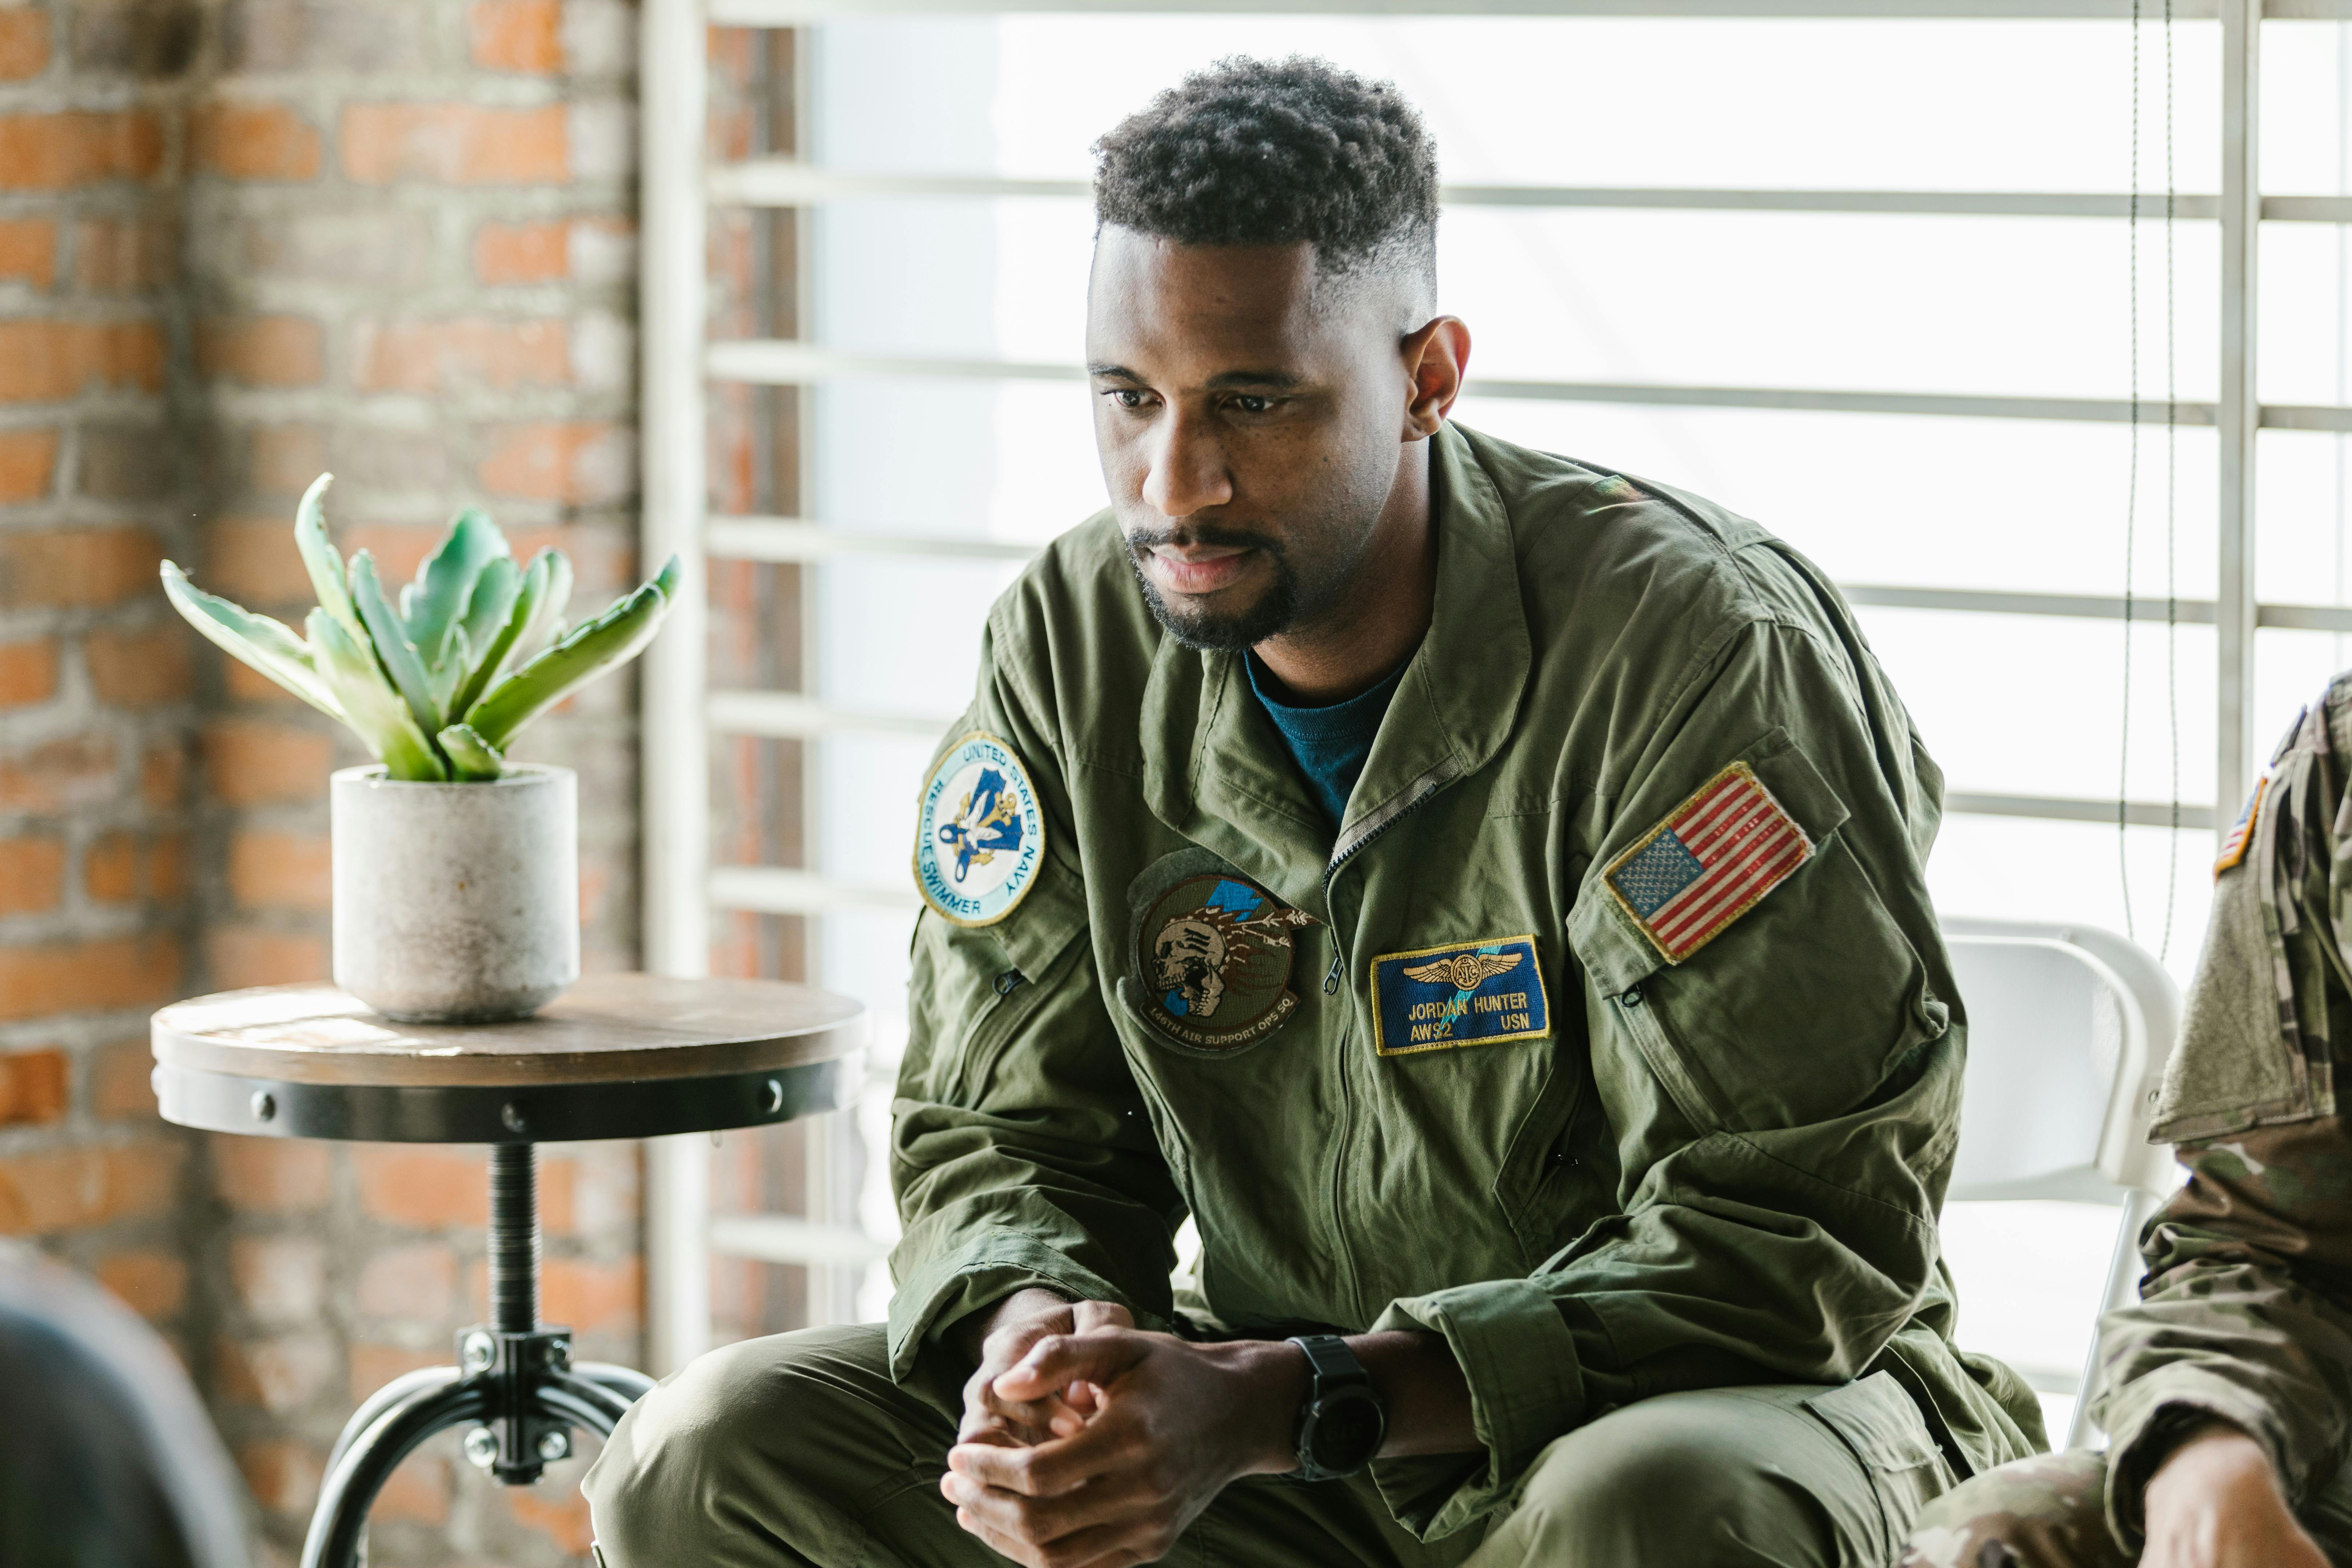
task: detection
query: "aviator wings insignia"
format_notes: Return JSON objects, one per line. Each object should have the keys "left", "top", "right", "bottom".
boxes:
{"left": 1401, "top": 950, "right": 1525, "bottom": 992}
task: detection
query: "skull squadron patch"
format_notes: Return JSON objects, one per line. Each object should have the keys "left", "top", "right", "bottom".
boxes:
{"left": 1128, "top": 853, "right": 1313, "bottom": 1052}
{"left": 913, "top": 732, "right": 1045, "bottom": 927}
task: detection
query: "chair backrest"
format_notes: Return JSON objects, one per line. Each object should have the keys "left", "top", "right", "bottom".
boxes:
{"left": 0, "top": 1240, "right": 252, "bottom": 1568}
{"left": 1943, "top": 917, "right": 2181, "bottom": 1204}
{"left": 1941, "top": 917, "right": 2182, "bottom": 1447}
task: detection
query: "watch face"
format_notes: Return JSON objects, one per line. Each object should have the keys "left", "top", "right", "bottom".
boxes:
{"left": 1308, "top": 1388, "right": 1387, "bottom": 1473}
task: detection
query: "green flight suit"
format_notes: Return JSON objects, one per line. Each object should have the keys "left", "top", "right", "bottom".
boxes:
{"left": 1903, "top": 684, "right": 2352, "bottom": 1568}
{"left": 584, "top": 422, "right": 2043, "bottom": 1565}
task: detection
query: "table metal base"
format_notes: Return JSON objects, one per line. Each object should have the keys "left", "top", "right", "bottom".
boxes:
{"left": 300, "top": 1144, "right": 657, "bottom": 1568}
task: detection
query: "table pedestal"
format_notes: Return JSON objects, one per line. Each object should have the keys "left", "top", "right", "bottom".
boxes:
{"left": 299, "top": 1146, "right": 656, "bottom": 1568}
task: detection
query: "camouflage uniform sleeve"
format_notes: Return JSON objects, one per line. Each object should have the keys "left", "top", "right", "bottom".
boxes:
{"left": 2095, "top": 685, "right": 2352, "bottom": 1551}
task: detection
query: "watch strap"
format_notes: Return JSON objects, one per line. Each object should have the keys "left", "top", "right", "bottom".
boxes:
{"left": 1285, "top": 1334, "right": 1380, "bottom": 1482}
{"left": 1288, "top": 1333, "right": 1370, "bottom": 1392}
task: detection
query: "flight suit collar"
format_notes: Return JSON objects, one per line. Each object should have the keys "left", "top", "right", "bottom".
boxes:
{"left": 1137, "top": 423, "right": 1534, "bottom": 918}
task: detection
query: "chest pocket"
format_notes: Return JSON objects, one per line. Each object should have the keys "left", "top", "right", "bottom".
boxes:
{"left": 1567, "top": 728, "right": 1946, "bottom": 1136}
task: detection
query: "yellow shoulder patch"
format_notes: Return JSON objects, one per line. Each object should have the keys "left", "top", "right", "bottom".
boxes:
{"left": 2213, "top": 774, "right": 2267, "bottom": 879}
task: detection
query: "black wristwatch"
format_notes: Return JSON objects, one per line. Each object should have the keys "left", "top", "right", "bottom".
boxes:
{"left": 1285, "top": 1334, "right": 1387, "bottom": 1481}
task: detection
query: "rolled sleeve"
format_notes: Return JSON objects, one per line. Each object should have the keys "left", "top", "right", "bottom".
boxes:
{"left": 885, "top": 1224, "right": 1171, "bottom": 1383}
{"left": 1367, "top": 1277, "right": 1587, "bottom": 1538}
{"left": 2101, "top": 1368, "right": 2300, "bottom": 1552}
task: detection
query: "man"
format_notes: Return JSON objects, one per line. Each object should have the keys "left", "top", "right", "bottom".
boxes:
{"left": 1902, "top": 687, "right": 2352, "bottom": 1568}
{"left": 585, "top": 57, "right": 2042, "bottom": 1567}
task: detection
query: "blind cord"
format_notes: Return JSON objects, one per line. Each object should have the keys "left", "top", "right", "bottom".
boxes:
{"left": 2121, "top": 0, "right": 2140, "bottom": 942}
{"left": 2162, "top": 0, "right": 2180, "bottom": 963}
{"left": 2119, "top": 0, "right": 2182, "bottom": 961}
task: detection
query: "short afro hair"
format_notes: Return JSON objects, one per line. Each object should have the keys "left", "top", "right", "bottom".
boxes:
{"left": 1093, "top": 57, "right": 1438, "bottom": 305}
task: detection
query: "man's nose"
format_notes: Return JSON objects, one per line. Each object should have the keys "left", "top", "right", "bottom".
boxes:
{"left": 1140, "top": 407, "right": 1234, "bottom": 519}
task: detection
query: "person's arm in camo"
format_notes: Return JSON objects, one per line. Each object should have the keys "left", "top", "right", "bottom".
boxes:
{"left": 2093, "top": 687, "right": 2352, "bottom": 1565}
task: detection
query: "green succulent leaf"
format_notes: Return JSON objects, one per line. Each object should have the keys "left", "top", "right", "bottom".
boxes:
{"left": 308, "top": 609, "right": 447, "bottom": 781}
{"left": 295, "top": 473, "right": 365, "bottom": 642}
{"left": 463, "top": 556, "right": 680, "bottom": 750}
{"left": 428, "top": 623, "right": 472, "bottom": 715}
{"left": 160, "top": 561, "right": 345, "bottom": 722}
{"left": 449, "top": 551, "right": 548, "bottom": 721}
{"left": 404, "top": 508, "right": 509, "bottom": 670}
{"left": 518, "top": 548, "right": 573, "bottom": 662}
{"left": 349, "top": 551, "right": 449, "bottom": 739}
{"left": 436, "top": 723, "right": 505, "bottom": 782}
{"left": 458, "top": 555, "right": 521, "bottom": 668}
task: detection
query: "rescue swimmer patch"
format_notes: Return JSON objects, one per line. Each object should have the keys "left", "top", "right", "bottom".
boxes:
{"left": 2214, "top": 774, "right": 2267, "bottom": 878}
{"left": 1603, "top": 760, "right": 1812, "bottom": 964}
{"left": 1370, "top": 935, "right": 1549, "bottom": 1056}
{"left": 912, "top": 732, "right": 1044, "bottom": 927}
{"left": 1128, "top": 858, "right": 1311, "bottom": 1051}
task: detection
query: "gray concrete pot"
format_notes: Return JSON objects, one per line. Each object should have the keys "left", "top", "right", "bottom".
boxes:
{"left": 331, "top": 764, "right": 580, "bottom": 1023}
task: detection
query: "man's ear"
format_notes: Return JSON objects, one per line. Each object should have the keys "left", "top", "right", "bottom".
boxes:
{"left": 1400, "top": 316, "right": 1471, "bottom": 439}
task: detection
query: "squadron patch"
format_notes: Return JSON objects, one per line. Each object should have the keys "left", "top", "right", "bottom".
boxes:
{"left": 1370, "top": 936, "right": 1549, "bottom": 1056}
{"left": 912, "top": 732, "right": 1044, "bottom": 927}
{"left": 1128, "top": 857, "right": 1312, "bottom": 1052}
{"left": 1603, "top": 760, "right": 1812, "bottom": 964}
{"left": 2213, "top": 775, "right": 2267, "bottom": 878}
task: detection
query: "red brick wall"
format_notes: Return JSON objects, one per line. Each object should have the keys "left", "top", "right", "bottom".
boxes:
{"left": 0, "top": 3, "right": 653, "bottom": 1563}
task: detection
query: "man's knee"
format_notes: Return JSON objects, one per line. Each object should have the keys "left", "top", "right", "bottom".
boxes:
{"left": 1476, "top": 1389, "right": 1843, "bottom": 1564}
{"left": 1901, "top": 1450, "right": 2128, "bottom": 1568}
{"left": 1471, "top": 1379, "right": 1973, "bottom": 1568}
{"left": 585, "top": 1321, "right": 928, "bottom": 1567}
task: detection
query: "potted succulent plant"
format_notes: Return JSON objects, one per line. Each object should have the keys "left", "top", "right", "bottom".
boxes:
{"left": 163, "top": 473, "right": 679, "bottom": 1023}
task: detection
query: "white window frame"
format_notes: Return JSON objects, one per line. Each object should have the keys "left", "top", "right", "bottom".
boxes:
{"left": 637, "top": 0, "right": 2352, "bottom": 1374}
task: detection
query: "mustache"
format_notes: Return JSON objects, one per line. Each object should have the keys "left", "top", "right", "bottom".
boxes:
{"left": 1122, "top": 519, "right": 1284, "bottom": 557}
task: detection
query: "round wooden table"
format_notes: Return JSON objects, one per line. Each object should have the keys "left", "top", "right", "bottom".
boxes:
{"left": 151, "top": 974, "right": 867, "bottom": 1568}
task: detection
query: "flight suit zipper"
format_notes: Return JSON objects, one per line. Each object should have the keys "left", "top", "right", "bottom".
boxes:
{"left": 1316, "top": 763, "right": 1458, "bottom": 1319}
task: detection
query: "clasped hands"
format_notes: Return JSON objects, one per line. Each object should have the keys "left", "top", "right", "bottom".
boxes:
{"left": 940, "top": 1288, "right": 1307, "bottom": 1568}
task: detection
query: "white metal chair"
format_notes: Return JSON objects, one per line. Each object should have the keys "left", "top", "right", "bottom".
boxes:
{"left": 1941, "top": 917, "right": 2181, "bottom": 1450}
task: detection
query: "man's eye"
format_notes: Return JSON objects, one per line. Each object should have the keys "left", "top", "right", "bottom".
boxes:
{"left": 1109, "top": 389, "right": 1151, "bottom": 410}
{"left": 1231, "top": 395, "right": 1274, "bottom": 414}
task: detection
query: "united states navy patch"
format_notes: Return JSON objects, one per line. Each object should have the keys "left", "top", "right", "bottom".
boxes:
{"left": 2214, "top": 775, "right": 2266, "bottom": 878}
{"left": 912, "top": 732, "right": 1045, "bottom": 927}
{"left": 1369, "top": 935, "right": 1548, "bottom": 1056}
{"left": 1603, "top": 761, "right": 1812, "bottom": 964}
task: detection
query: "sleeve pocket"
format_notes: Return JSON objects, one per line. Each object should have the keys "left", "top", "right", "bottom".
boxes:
{"left": 1567, "top": 725, "right": 1849, "bottom": 999}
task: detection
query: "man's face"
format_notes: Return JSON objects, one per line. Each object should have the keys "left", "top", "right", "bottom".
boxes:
{"left": 1086, "top": 228, "right": 1417, "bottom": 650}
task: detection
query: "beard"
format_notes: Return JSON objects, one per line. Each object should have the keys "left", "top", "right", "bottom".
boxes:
{"left": 1122, "top": 516, "right": 1365, "bottom": 653}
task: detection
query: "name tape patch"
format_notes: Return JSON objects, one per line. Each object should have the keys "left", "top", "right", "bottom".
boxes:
{"left": 1603, "top": 760, "right": 1812, "bottom": 964}
{"left": 1369, "top": 935, "right": 1549, "bottom": 1056}
{"left": 912, "top": 731, "right": 1045, "bottom": 927}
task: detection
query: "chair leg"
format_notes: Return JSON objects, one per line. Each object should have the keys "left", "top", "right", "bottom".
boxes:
{"left": 325, "top": 1366, "right": 464, "bottom": 1478}
{"left": 2066, "top": 1186, "right": 2159, "bottom": 1450}
{"left": 575, "top": 1360, "right": 657, "bottom": 1404}
{"left": 300, "top": 1378, "right": 491, "bottom": 1568}
{"left": 535, "top": 1368, "right": 639, "bottom": 1437}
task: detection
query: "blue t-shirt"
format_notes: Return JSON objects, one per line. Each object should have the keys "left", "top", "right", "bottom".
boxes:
{"left": 1244, "top": 651, "right": 1410, "bottom": 830}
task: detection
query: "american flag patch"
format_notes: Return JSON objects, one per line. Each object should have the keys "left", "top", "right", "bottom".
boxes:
{"left": 2213, "top": 775, "right": 2266, "bottom": 878}
{"left": 1603, "top": 761, "right": 1814, "bottom": 964}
